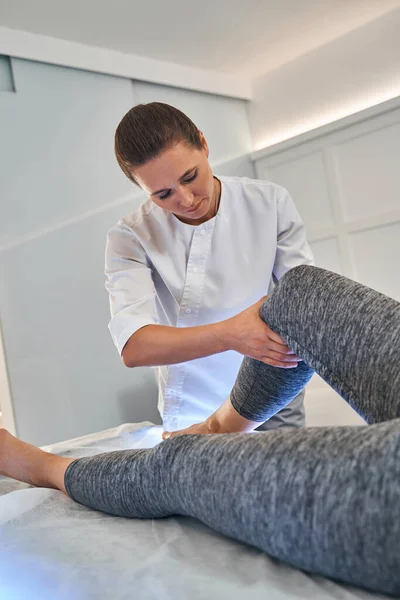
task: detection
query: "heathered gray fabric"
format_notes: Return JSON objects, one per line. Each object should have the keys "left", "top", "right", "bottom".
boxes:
{"left": 65, "top": 266, "right": 400, "bottom": 596}
{"left": 256, "top": 387, "right": 306, "bottom": 430}
{"left": 232, "top": 265, "right": 400, "bottom": 424}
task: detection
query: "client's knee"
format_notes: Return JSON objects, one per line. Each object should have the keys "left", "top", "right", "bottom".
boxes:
{"left": 278, "top": 264, "right": 317, "bottom": 293}
{"left": 260, "top": 265, "right": 318, "bottom": 330}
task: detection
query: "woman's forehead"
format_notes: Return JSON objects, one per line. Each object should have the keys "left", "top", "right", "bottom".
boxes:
{"left": 134, "top": 143, "right": 203, "bottom": 192}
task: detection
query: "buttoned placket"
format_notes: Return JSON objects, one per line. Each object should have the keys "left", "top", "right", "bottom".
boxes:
{"left": 163, "top": 220, "right": 216, "bottom": 427}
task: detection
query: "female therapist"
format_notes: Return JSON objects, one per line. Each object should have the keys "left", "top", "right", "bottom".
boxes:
{"left": 105, "top": 102, "right": 314, "bottom": 435}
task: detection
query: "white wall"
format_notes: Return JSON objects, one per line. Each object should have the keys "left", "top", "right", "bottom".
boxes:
{"left": 253, "top": 96, "right": 400, "bottom": 426}
{"left": 248, "top": 6, "right": 400, "bottom": 150}
{"left": 0, "top": 56, "right": 253, "bottom": 445}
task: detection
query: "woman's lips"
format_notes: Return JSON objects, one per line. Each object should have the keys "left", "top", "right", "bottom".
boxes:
{"left": 185, "top": 200, "right": 203, "bottom": 213}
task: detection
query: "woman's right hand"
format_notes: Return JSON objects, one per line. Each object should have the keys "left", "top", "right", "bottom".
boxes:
{"left": 224, "top": 297, "right": 300, "bottom": 368}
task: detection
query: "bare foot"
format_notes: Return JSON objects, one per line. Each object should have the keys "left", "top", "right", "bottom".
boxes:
{"left": 0, "top": 428, "right": 73, "bottom": 493}
{"left": 162, "top": 395, "right": 260, "bottom": 440}
{"left": 162, "top": 417, "right": 218, "bottom": 440}
{"left": 0, "top": 428, "right": 39, "bottom": 485}
{"left": 0, "top": 428, "right": 18, "bottom": 479}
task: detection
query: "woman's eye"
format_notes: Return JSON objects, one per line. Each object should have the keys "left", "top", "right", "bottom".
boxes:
{"left": 184, "top": 171, "right": 198, "bottom": 183}
{"left": 158, "top": 171, "right": 198, "bottom": 200}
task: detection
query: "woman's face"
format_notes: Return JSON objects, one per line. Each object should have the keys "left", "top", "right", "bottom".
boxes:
{"left": 131, "top": 132, "right": 217, "bottom": 225}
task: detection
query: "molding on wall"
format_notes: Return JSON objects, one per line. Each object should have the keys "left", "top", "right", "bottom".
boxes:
{"left": 344, "top": 210, "right": 400, "bottom": 235}
{"left": 250, "top": 95, "right": 400, "bottom": 161}
{"left": 0, "top": 322, "right": 16, "bottom": 435}
{"left": 0, "top": 26, "right": 252, "bottom": 100}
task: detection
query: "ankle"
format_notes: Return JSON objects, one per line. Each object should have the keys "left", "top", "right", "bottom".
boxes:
{"left": 205, "top": 413, "right": 224, "bottom": 434}
{"left": 0, "top": 428, "right": 11, "bottom": 442}
{"left": 0, "top": 428, "right": 13, "bottom": 454}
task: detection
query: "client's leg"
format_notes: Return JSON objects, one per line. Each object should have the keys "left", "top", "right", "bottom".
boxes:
{"left": 231, "top": 265, "right": 400, "bottom": 424}
{"left": 2, "top": 419, "right": 400, "bottom": 594}
{"left": 63, "top": 422, "right": 400, "bottom": 595}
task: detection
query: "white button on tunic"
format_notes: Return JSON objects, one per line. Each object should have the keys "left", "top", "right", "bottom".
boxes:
{"left": 105, "top": 176, "right": 314, "bottom": 431}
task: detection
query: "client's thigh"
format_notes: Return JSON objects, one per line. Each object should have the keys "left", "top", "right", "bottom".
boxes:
{"left": 65, "top": 419, "right": 400, "bottom": 595}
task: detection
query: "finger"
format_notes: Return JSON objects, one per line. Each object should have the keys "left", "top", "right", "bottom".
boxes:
{"left": 263, "top": 325, "right": 286, "bottom": 345}
{"left": 264, "top": 341, "right": 299, "bottom": 357}
{"left": 259, "top": 350, "right": 299, "bottom": 366}
{"left": 268, "top": 349, "right": 302, "bottom": 362}
{"left": 163, "top": 426, "right": 193, "bottom": 439}
{"left": 261, "top": 358, "right": 299, "bottom": 368}
{"left": 275, "top": 352, "right": 301, "bottom": 361}
{"left": 265, "top": 333, "right": 294, "bottom": 352}
{"left": 278, "top": 350, "right": 302, "bottom": 360}
{"left": 264, "top": 337, "right": 293, "bottom": 353}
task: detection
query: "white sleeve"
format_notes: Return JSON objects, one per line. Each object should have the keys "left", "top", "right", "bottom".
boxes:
{"left": 272, "top": 186, "right": 315, "bottom": 281}
{"left": 105, "top": 222, "right": 159, "bottom": 355}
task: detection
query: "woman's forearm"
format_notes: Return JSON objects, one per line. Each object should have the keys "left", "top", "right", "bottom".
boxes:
{"left": 121, "top": 322, "right": 230, "bottom": 367}
{"left": 121, "top": 297, "right": 298, "bottom": 370}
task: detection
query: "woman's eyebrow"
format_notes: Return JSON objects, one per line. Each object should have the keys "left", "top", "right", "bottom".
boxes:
{"left": 151, "top": 166, "right": 198, "bottom": 195}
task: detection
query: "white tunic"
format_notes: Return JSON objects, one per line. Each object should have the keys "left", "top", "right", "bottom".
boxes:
{"left": 105, "top": 176, "right": 314, "bottom": 431}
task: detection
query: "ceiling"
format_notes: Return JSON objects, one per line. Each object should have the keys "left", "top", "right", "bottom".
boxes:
{"left": 0, "top": 0, "right": 399, "bottom": 79}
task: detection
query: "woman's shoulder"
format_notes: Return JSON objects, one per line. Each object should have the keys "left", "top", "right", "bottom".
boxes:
{"left": 219, "top": 175, "right": 285, "bottom": 204}
{"left": 118, "top": 198, "right": 159, "bottom": 230}
{"left": 107, "top": 197, "right": 164, "bottom": 238}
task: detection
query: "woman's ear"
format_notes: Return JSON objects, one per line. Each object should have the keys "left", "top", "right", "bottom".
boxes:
{"left": 199, "top": 131, "right": 209, "bottom": 157}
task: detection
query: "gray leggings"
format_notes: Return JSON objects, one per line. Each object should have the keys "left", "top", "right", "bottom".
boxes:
{"left": 65, "top": 266, "right": 400, "bottom": 596}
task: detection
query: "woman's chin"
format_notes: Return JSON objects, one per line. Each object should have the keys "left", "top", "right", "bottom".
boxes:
{"left": 178, "top": 199, "right": 212, "bottom": 223}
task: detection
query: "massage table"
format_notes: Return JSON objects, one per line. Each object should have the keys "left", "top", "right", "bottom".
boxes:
{"left": 0, "top": 422, "right": 390, "bottom": 599}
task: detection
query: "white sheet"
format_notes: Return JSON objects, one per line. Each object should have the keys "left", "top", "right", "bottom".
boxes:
{"left": 0, "top": 423, "right": 389, "bottom": 599}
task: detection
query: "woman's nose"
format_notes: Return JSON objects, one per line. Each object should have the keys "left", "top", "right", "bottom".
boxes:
{"left": 179, "top": 188, "right": 195, "bottom": 207}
